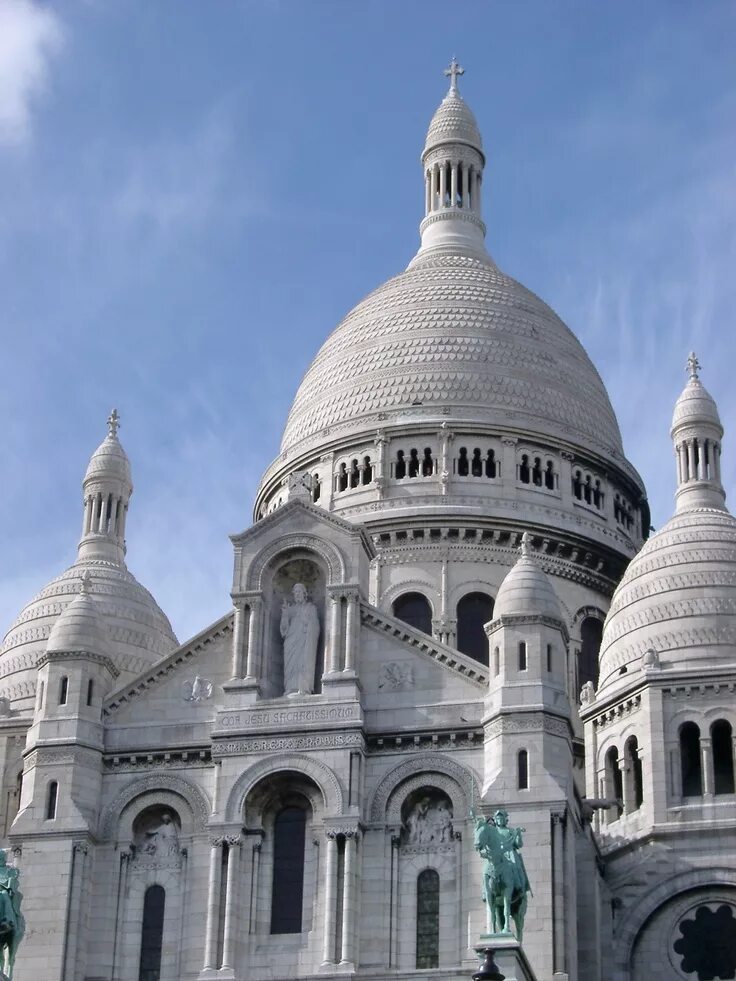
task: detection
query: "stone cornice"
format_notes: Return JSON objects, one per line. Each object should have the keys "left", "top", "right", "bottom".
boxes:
{"left": 37, "top": 649, "right": 119, "bottom": 677}
{"left": 234, "top": 498, "right": 376, "bottom": 560}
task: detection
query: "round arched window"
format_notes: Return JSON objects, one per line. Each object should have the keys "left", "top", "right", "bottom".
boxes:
{"left": 392, "top": 593, "right": 432, "bottom": 635}
{"left": 456, "top": 592, "right": 494, "bottom": 664}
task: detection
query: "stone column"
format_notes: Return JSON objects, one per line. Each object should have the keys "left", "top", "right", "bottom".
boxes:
{"left": 389, "top": 832, "right": 400, "bottom": 967}
{"left": 686, "top": 439, "right": 696, "bottom": 482}
{"left": 439, "top": 164, "right": 447, "bottom": 207}
{"left": 701, "top": 737, "right": 714, "bottom": 797}
{"left": 551, "top": 810, "right": 566, "bottom": 975}
{"left": 374, "top": 430, "right": 387, "bottom": 499}
{"left": 618, "top": 757, "right": 632, "bottom": 815}
{"left": 231, "top": 601, "right": 246, "bottom": 678}
{"left": 322, "top": 832, "right": 339, "bottom": 965}
{"left": 221, "top": 836, "right": 242, "bottom": 970}
{"left": 327, "top": 592, "right": 342, "bottom": 673}
{"left": 438, "top": 423, "right": 454, "bottom": 494}
{"left": 450, "top": 164, "right": 458, "bottom": 206}
{"left": 344, "top": 591, "right": 359, "bottom": 673}
{"left": 340, "top": 831, "right": 360, "bottom": 965}
{"left": 461, "top": 162, "right": 469, "bottom": 208}
{"left": 203, "top": 839, "right": 223, "bottom": 970}
{"left": 474, "top": 169, "right": 482, "bottom": 215}
{"left": 501, "top": 437, "right": 518, "bottom": 492}
{"left": 715, "top": 443, "right": 722, "bottom": 482}
{"left": 425, "top": 171, "right": 431, "bottom": 214}
{"left": 245, "top": 596, "right": 262, "bottom": 680}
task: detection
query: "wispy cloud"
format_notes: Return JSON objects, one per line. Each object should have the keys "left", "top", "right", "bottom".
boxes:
{"left": 0, "top": 0, "right": 64, "bottom": 146}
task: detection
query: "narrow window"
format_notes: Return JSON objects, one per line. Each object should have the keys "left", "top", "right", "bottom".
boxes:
{"left": 312, "top": 475, "right": 321, "bottom": 502}
{"left": 393, "top": 593, "right": 432, "bottom": 635}
{"left": 416, "top": 869, "right": 440, "bottom": 969}
{"left": 518, "top": 642, "right": 527, "bottom": 671}
{"left": 471, "top": 448, "right": 483, "bottom": 477}
{"left": 604, "top": 747, "right": 623, "bottom": 821}
{"left": 485, "top": 450, "right": 497, "bottom": 478}
{"left": 583, "top": 475, "right": 592, "bottom": 504}
{"left": 573, "top": 471, "right": 583, "bottom": 500}
{"left": 625, "top": 736, "right": 643, "bottom": 811}
{"left": 349, "top": 459, "right": 360, "bottom": 488}
{"left": 493, "top": 647, "right": 500, "bottom": 676}
{"left": 519, "top": 455, "right": 530, "bottom": 484}
{"left": 86, "top": 679, "right": 94, "bottom": 707}
{"left": 546, "top": 644, "right": 552, "bottom": 672}
{"left": 408, "top": 449, "right": 420, "bottom": 478}
{"left": 544, "top": 460, "right": 555, "bottom": 490}
{"left": 457, "top": 447, "right": 469, "bottom": 476}
{"left": 395, "top": 450, "right": 406, "bottom": 480}
{"left": 577, "top": 617, "right": 603, "bottom": 696}
{"left": 46, "top": 781, "right": 58, "bottom": 820}
{"left": 337, "top": 463, "right": 348, "bottom": 492}
{"left": 138, "top": 884, "right": 165, "bottom": 981}
{"left": 593, "top": 479, "right": 603, "bottom": 509}
{"left": 362, "top": 456, "right": 373, "bottom": 484}
{"left": 532, "top": 457, "right": 542, "bottom": 486}
{"left": 36, "top": 681, "right": 45, "bottom": 713}
{"left": 712, "top": 720, "right": 735, "bottom": 795}
{"left": 456, "top": 592, "right": 494, "bottom": 665}
{"left": 614, "top": 495, "right": 621, "bottom": 521}
{"left": 59, "top": 676, "right": 69, "bottom": 706}
{"left": 680, "top": 722, "right": 703, "bottom": 796}
{"left": 518, "top": 750, "right": 529, "bottom": 790}
{"left": 270, "top": 807, "right": 307, "bottom": 934}
{"left": 422, "top": 448, "right": 434, "bottom": 476}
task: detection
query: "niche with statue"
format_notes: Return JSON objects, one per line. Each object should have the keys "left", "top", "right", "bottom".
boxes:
{"left": 131, "top": 805, "right": 182, "bottom": 869}
{"left": 400, "top": 788, "right": 455, "bottom": 854}
{"left": 264, "top": 553, "right": 325, "bottom": 698}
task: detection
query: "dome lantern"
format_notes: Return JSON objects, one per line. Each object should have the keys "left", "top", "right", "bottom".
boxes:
{"left": 411, "top": 59, "right": 489, "bottom": 266}
{"left": 78, "top": 409, "right": 133, "bottom": 565}
{"left": 670, "top": 353, "right": 726, "bottom": 513}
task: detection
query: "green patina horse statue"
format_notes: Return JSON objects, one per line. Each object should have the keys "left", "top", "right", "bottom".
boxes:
{"left": 473, "top": 809, "right": 531, "bottom": 941}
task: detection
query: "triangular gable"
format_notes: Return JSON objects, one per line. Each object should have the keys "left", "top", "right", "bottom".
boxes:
{"left": 230, "top": 499, "right": 376, "bottom": 559}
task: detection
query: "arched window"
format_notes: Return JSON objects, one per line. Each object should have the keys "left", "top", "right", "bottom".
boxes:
{"left": 532, "top": 457, "right": 542, "bottom": 486}
{"left": 392, "top": 593, "right": 432, "bottom": 636}
{"left": 422, "top": 448, "right": 434, "bottom": 476}
{"left": 546, "top": 644, "right": 553, "bottom": 673}
{"left": 624, "top": 736, "right": 643, "bottom": 811}
{"left": 46, "top": 781, "right": 58, "bottom": 821}
{"left": 362, "top": 456, "right": 373, "bottom": 484}
{"left": 86, "top": 679, "right": 94, "bottom": 706}
{"left": 457, "top": 447, "right": 468, "bottom": 476}
{"left": 138, "top": 884, "right": 165, "bottom": 981}
{"left": 337, "top": 463, "right": 348, "bottom": 492}
{"left": 349, "top": 459, "right": 360, "bottom": 488}
{"left": 573, "top": 470, "right": 583, "bottom": 500}
{"left": 680, "top": 722, "right": 702, "bottom": 797}
{"left": 312, "top": 475, "right": 321, "bottom": 502}
{"left": 271, "top": 807, "right": 307, "bottom": 934}
{"left": 583, "top": 475, "right": 592, "bottom": 504}
{"left": 544, "top": 461, "right": 555, "bottom": 490}
{"left": 578, "top": 617, "right": 603, "bottom": 695}
{"left": 471, "top": 448, "right": 483, "bottom": 477}
{"left": 408, "top": 449, "right": 420, "bottom": 478}
{"left": 58, "top": 676, "right": 69, "bottom": 706}
{"left": 518, "top": 642, "right": 527, "bottom": 671}
{"left": 712, "top": 720, "right": 735, "bottom": 795}
{"left": 485, "top": 450, "right": 497, "bottom": 478}
{"left": 416, "top": 869, "right": 440, "bottom": 969}
{"left": 604, "top": 747, "right": 623, "bottom": 822}
{"left": 517, "top": 750, "right": 529, "bottom": 790}
{"left": 36, "top": 681, "right": 44, "bottom": 713}
{"left": 395, "top": 450, "right": 406, "bottom": 479}
{"left": 493, "top": 647, "right": 500, "bottom": 676}
{"left": 456, "top": 592, "right": 494, "bottom": 664}
{"left": 519, "top": 454, "right": 530, "bottom": 484}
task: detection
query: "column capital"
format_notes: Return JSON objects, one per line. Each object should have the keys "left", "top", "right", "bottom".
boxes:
{"left": 551, "top": 809, "right": 567, "bottom": 827}
{"left": 231, "top": 590, "right": 264, "bottom": 607}
{"left": 324, "top": 818, "right": 362, "bottom": 840}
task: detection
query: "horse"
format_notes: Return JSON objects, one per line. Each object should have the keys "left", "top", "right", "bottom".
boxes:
{"left": 0, "top": 885, "right": 24, "bottom": 980}
{"left": 473, "top": 818, "right": 529, "bottom": 941}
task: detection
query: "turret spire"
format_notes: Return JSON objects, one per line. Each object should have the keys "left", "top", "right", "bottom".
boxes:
{"left": 77, "top": 410, "right": 134, "bottom": 565}
{"left": 671, "top": 354, "right": 726, "bottom": 513}
{"left": 409, "top": 62, "right": 491, "bottom": 268}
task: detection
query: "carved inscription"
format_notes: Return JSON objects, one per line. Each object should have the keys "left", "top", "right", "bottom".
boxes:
{"left": 218, "top": 703, "right": 361, "bottom": 730}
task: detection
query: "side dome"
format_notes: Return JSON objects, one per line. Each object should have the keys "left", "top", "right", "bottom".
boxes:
{"left": 46, "top": 572, "right": 108, "bottom": 656}
{"left": 494, "top": 534, "right": 563, "bottom": 621}
{"left": 598, "top": 355, "right": 733, "bottom": 699}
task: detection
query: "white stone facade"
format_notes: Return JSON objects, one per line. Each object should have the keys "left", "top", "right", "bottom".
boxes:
{"left": 1, "top": 65, "right": 734, "bottom": 981}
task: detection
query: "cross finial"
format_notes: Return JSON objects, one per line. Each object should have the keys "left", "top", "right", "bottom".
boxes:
{"left": 107, "top": 408, "right": 120, "bottom": 438}
{"left": 520, "top": 531, "right": 532, "bottom": 557}
{"left": 79, "top": 570, "right": 92, "bottom": 596}
{"left": 444, "top": 57, "right": 464, "bottom": 91}
{"left": 686, "top": 352, "right": 700, "bottom": 381}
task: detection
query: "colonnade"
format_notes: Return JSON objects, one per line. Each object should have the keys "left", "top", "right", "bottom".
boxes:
{"left": 676, "top": 436, "right": 721, "bottom": 484}
{"left": 424, "top": 161, "right": 481, "bottom": 215}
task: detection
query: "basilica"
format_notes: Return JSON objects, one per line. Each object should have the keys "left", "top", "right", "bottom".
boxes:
{"left": 1, "top": 63, "right": 734, "bottom": 981}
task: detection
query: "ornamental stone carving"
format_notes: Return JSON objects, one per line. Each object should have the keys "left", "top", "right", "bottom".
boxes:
{"left": 404, "top": 794, "right": 454, "bottom": 846}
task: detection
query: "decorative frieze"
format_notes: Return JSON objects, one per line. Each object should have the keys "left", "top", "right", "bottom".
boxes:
{"left": 212, "top": 731, "right": 364, "bottom": 757}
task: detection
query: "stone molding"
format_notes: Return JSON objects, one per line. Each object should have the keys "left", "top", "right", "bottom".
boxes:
{"left": 36, "top": 649, "right": 119, "bottom": 676}
{"left": 212, "top": 731, "right": 364, "bottom": 757}
{"left": 591, "top": 695, "right": 642, "bottom": 731}
{"left": 103, "top": 749, "right": 211, "bottom": 772}
{"left": 99, "top": 773, "right": 211, "bottom": 839}
{"left": 484, "top": 713, "right": 571, "bottom": 739}
{"left": 224, "top": 752, "right": 344, "bottom": 822}
{"left": 244, "top": 533, "right": 347, "bottom": 590}
{"left": 369, "top": 753, "right": 480, "bottom": 823}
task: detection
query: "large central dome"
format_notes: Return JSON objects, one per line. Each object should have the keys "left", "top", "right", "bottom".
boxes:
{"left": 280, "top": 251, "right": 623, "bottom": 462}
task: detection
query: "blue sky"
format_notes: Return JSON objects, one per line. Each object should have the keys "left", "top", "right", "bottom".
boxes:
{"left": 1, "top": 0, "right": 734, "bottom": 643}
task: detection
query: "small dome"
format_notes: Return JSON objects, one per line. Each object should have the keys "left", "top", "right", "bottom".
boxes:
{"left": 84, "top": 409, "right": 132, "bottom": 489}
{"left": 494, "top": 535, "right": 563, "bottom": 620}
{"left": 423, "top": 85, "right": 482, "bottom": 159}
{"left": 598, "top": 507, "right": 736, "bottom": 697}
{"left": 46, "top": 574, "right": 108, "bottom": 656}
{"left": 671, "top": 376, "right": 722, "bottom": 434}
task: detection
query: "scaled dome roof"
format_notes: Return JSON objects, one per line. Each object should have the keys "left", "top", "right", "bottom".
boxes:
{"left": 598, "top": 507, "right": 736, "bottom": 696}
{"left": 494, "top": 536, "right": 563, "bottom": 621}
{"left": 279, "top": 252, "right": 626, "bottom": 464}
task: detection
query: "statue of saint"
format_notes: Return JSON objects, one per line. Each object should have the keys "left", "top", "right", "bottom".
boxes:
{"left": 143, "top": 812, "right": 179, "bottom": 857}
{"left": 280, "top": 583, "right": 320, "bottom": 696}
{"left": 0, "top": 850, "right": 24, "bottom": 977}
{"left": 473, "top": 808, "right": 530, "bottom": 940}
